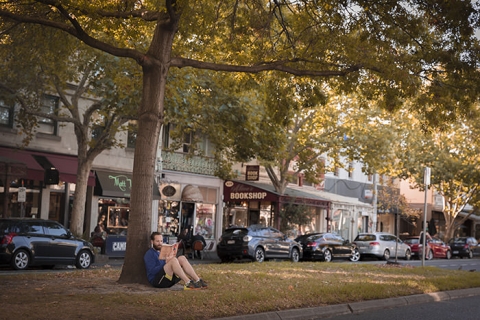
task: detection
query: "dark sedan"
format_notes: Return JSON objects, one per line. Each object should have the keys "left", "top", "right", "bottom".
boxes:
{"left": 448, "top": 237, "right": 480, "bottom": 259}
{"left": 217, "top": 225, "right": 302, "bottom": 263}
{"left": 295, "top": 232, "right": 360, "bottom": 262}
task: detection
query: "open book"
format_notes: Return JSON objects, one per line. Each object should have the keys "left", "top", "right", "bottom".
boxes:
{"left": 159, "top": 241, "right": 180, "bottom": 260}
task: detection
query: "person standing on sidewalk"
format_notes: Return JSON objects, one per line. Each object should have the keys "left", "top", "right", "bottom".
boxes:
{"left": 144, "top": 232, "right": 208, "bottom": 290}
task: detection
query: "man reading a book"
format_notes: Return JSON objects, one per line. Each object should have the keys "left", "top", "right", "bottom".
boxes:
{"left": 144, "top": 232, "right": 208, "bottom": 290}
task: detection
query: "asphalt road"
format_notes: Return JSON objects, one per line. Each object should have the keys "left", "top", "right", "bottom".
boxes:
{"left": 324, "top": 291, "right": 480, "bottom": 320}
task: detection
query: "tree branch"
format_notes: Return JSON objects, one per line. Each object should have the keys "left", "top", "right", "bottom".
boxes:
{"left": 171, "top": 57, "right": 364, "bottom": 77}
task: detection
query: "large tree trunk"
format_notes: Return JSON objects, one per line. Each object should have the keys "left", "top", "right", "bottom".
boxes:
{"left": 118, "top": 18, "right": 176, "bottom": 283}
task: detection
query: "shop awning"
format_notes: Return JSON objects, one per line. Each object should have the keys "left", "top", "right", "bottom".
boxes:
{"left": 182, "top": 184, "right": 203, "bottom": 202}
{"left": 95, "top": 170, "right": 161, "bottom": 199}
{"left": 0, "top": 146, "right": 95, "bottom": 185}
{"left": 223, "top": 180, "right": 330, "bottom": 208}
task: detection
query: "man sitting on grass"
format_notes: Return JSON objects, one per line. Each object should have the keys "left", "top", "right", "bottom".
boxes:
{"left": 144, "top": 232, "right": 208, "bottom": 290}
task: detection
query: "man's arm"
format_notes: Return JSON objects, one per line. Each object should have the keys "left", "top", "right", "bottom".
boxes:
{"left": 144, "top": 249, "right": 165, "bottom": 284}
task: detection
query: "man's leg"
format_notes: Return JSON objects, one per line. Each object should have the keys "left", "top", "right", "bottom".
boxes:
{"left": 163, "top": 258, "right": 194, "bottom": 283}
{"left": 177, "top": 255, "right": 200, "bottom": 282}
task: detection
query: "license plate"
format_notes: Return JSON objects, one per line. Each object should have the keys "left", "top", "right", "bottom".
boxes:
{"left": 227, "top": 240, "right": 235, "bottom": 244}
{"left": 453, "top": 250, "right": 458, "bottom": 254}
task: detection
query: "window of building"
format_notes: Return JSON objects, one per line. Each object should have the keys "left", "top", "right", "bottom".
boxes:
{"left": 334, "top": 166, "right": 339, "bottom": 177}
{"left": 127, "top": 120, "right": 137, "bottom": 148}
{"left": 0, "top": 99, "right": 14, "bottom": 128}
{"left": 91, "top": 124, "right": 104, "bottom": 141}
{"left": 162, "top": 123, "right": 170, "bottom": 149}
{"left": 37, "top": 95, "right": 58, "bottom": 135}
{"left": 348, "top": 163, "right": 353, "bottom": 178}
{"left": 183, "top": 132, "right": 192, "bottom": 153}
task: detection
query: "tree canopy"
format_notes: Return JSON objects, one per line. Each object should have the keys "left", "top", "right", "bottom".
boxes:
{"left": 1, "top": 0, "right": 480, "bottom": 284}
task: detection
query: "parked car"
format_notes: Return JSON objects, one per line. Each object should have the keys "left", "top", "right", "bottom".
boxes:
{"left": 295, "top": 232, "right": 360, "bottom": 262}
{"left": 0, "top": 218, "right": 95, "bottom": 270}
{"left": 217, "top": 225, "right": 302, "bottom": 263}
{"left": 404, "top": 236, "right": 452, "bottom": 260}
{"left": 448, "top": 237, "right": 480, "bottom": 259}
{"left": 353, "top": 232, "right": 411, "bottom": 260}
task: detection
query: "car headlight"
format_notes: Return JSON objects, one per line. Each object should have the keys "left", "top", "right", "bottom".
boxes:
{"left": 243, "top": 235, "right": 252, "bottom": 242}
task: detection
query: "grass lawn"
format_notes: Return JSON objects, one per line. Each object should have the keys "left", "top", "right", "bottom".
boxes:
{"left": 1, "top": 261, "right": 479, "bottom": 319}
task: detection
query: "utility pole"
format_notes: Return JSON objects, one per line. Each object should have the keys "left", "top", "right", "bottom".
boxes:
{"left": 421, "top": 167, "right": 431, "bottom": 267}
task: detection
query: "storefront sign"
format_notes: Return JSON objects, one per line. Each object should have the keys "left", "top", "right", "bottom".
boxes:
{"left": 18, "top": 187, "right": 26, "bottom": 202}
{"left": 159, "top": 183, "right": 182, "bottom": 201}
{"left": 105, "top": 235, "right": 127, "bottom": 257}
{"left": 224, "top": 181, "right": 275, "bottom": 202}
{"left": 245, "top": 165, "right": 259, "bottom": 181}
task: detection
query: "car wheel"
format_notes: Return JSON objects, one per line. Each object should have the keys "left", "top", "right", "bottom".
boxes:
{"left": 404, "top": 249, "right": 411, "bottom": 261}
{"left": 446, "top": 250, "right": 452, "bottom": 260}
{"left": 254, "top": 247, "right": 265, "bottom": 263}
{"left": 291, "top": 248, "right": 300, "bottom": 263}
{"left": 323, "top": 249, "right": 332, "bottom": 262}
{"left": 11, "top": 249, "right": 30, "bottom": 270}
{"left": 350, "top": 248, "right": 360, "bottom": 262}
{"left": 75, "top": 250, "right": 92, "bottom": 269}
{"left": 426, "top": 250, "right": 434, "bottom": 260}
{"left": 382, "top": 249, "right": 390, "bottom": 261}
{"left": 468, "top": 250, "right": 473, "bottom": 259}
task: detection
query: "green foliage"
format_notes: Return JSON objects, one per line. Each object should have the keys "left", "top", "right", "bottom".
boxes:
{"left": 279, "top": 202, "right": 313, "bottom": 233}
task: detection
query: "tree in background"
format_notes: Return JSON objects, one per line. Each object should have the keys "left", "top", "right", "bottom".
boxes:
{"left": 1, "top": 1, "right": 479, "bottom": 284}
{"left": 0, "top": 26, "right": 140, "bottom": 235}
{"left": 397, "top": 108, "right": 480, "bottom": 242}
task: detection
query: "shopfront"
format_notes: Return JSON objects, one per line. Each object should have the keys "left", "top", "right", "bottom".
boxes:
{"left": 0, "top": 146, "right": 95, "bottom": 226}
{"left": 222, "top": 180, "right": 331, "bottom": 237}
{"left": 93, "top": 170, "right": 160, "bottom": 256}
{"left": 157, "top": 182, "right": 218, "bottom": 243}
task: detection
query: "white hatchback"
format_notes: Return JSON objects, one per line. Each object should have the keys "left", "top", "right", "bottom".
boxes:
{"left": 353, "top": 232, "right": 412, "bottom": 261}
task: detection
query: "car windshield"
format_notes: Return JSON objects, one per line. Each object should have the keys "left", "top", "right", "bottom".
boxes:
{"left": 404, "top": 238, "right": 419, "bottom": 244}
{"left": 354, "top": 234, "right": 376, "bottom": 241}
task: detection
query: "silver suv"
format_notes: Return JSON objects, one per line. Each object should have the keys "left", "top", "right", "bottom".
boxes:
{"left": 353, "top": 232, "right": 411, "bottom": 261}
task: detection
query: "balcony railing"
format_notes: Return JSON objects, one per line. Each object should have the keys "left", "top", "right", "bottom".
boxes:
{"left": 159, "top": 151, "right": 217, "bottom": 176}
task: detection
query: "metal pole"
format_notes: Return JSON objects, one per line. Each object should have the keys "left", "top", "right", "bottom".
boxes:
{"left": 421, "top": 167, "right": 431, "bottom": 267}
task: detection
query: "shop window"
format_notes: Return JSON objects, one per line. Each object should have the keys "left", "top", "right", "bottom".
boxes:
{"left": 107, "top": 206, "right": 129, "bottom": 234}
{"left": 37, "top": 95, "right": 58, "bottom": 135}
{"left": 195, "top": 203, "right": 215, "bottom": 239}
{"left": 0, "top": 99, "right": 14, "bottom": 128}
{"left": 158, "top": 200, "right": 180, "bottom": 236}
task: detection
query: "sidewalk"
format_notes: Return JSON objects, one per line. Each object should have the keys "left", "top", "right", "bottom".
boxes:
{"left": 212, "top": 287, "right": 480, "bottom": 320}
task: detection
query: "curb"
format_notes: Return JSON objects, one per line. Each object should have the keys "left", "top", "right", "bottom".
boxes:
{"left": 212, "top": 287, "right": 480, "bottom": 320}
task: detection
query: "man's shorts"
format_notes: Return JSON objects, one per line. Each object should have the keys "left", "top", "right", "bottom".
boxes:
{"left": 153, "top": 268, "right": 182, "bottom": 288}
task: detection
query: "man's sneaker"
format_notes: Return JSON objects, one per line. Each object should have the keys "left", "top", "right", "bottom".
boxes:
{"left": 184, "top": 280, "right": 201, "bottom": 290}
{"left": 195, "top": 278, "right": 208, "bottom": 288}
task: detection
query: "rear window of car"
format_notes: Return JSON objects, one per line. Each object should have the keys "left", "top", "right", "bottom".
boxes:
{"left": 0, "top": 221, "right": 16, "bottom": 234}
{"left": 355, "top": 234, "right": 376, "bottom": 241}
{"left": 450, "top": 238, "right": 466, "bottom": 244}
{"left": 222, "top": 228, "right": 248, "bottom": 238}
{"left": 404, "top": 238, "right": 419, "bottom": 244}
